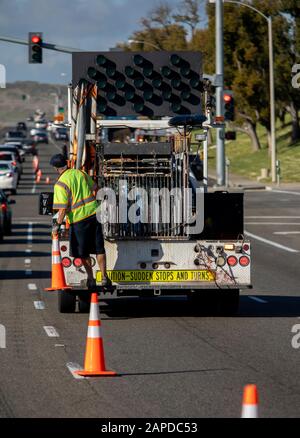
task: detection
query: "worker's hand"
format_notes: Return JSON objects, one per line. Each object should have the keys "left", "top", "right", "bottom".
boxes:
{"left": 52, "top": 223, "right": 61, "bottom": 236}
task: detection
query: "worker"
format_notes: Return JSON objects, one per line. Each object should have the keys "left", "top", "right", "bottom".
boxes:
{"left": 50, "top": 153, "right": 111, "bottom": 289}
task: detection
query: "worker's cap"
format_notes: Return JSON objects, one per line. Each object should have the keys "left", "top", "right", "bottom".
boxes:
{"left": 50, "top": 154, "right": 67, "bottom": 168}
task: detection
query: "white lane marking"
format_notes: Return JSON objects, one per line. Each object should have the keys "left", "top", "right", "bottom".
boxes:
{"left": 274, "top": 231, "right": 300, "bottom": 235}
{"left": 25, "top": 269, "right": 32, "bottom": 276}
{"left": 25, "top": 249, "right": 32, "bottom": 254}
{"left": 28, "top": 283, "right": 37, "bottom": 290}
{"left": 245, "top": 230, "right": 299, "bottom": 253}
{"left": 271, "top": 190, "right": 300, "bottom": 196}
{"left": 27, "top": 222, "right": 33, "bottom": 242}
{"left": 31, "top": 184, "right": 36, "bottom": 194}
{"left": 34, "top": 301, "right": 45, "bottom": 310}
{"left": 24, "top": 258, "right": 31, "bottom": 265}
{"left": 43, "top": 326, "right": 59, "bottom": 337}
{"left": 245, "top": 222, "right": 300, "bottom": 225}
{"left": 248, "top": 296, "right": 268, "bottom": 304}
{"left": 245, "top": 216, "right": 300, "bottom": 219}
{"left": 66, "top": 362, "right": 85, "bottom": 380}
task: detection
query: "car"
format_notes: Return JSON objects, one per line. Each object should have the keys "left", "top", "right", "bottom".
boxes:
{"left": 35, "top": 120, "right": 48, "bottom": 130}
{"left": 16, "top": 122, "right": 27, "bottom": 132}
{"left": 54, "top": 127, "right": 69, "bottom": 141}
{"left": 0, "top": 143, "right": 24, "bottom": 167}
{"left": 21, "top": 139, "right": 37, "bottom": 155}
{"left": 5, "top": 131, "right": 26, "bottom": 141}
{"left": 0, "top": 190, "right": 14, "bottom": 234}
{"left": 32, "top": 131, "right": 49, "bottom": 144}
{"left": 4, "top": 142, "right": 26, "bottom": 161}
{"left": 0, "top": 151, "right": 22, "bottom": 180}
{"left": 0, "top": 162, "right": 18, "bottom": 195}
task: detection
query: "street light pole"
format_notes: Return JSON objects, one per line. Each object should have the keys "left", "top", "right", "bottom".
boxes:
{"left": 268, "top": 16, "right": 276, "bottom": 183}
{"left": 127, "top": 39, "right": 161, "bottom": 51}
{"left": 215, "top": 0, "right": 225, "bottom": 186}
{"left": 210, "top": 0, "right": 277, "bottom": 183}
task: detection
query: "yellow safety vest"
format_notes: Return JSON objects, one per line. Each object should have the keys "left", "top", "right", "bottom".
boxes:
{"left": 53, "top": 169, "right": 98, "bottom": 224}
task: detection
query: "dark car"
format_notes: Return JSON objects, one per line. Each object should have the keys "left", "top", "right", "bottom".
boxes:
{"left": 0, "top": 190, "right": 14, "bottom": 235}
{"left": 16, "top": 122, "right": 27, "bottom": 132}
{"left": 54, "top": 127, "right": 69, "bottom": 141}
{"left": 22, "top": 139, "right": 37, "bottom": 155}
{"left": 32, "top": 131, "right": 49, "bottom": 144}
{"left": 5, "top": 131, "right": 26, "bottom": 141}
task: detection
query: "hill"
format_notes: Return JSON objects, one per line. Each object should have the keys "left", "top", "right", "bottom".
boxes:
{"left": 0, "top": 81, "right": 68, "bottom": 124}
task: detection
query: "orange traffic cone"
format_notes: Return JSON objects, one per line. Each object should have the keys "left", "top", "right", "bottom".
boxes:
{"left": 241, "top": 384, "right": 259, "bottom": 418}
{"left": 75, "top": 293, "right": 117, "bottom": 377}
{"left": 44, "top": 233, "right": 71, "bottom": 291}
{"left": 45, "top": 176, "right": 50, "bottom": 184}
{"left": 36, "top": 169, "right": 42, "bottom": 183}
{"left": 32, "top": 155, "right": 39, "bottom": 172}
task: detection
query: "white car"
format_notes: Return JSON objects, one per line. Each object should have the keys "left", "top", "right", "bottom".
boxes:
{"left": 0, "top": 151, "right": 22, "bottom": 180}
{"left": 35, "top": 120, "right": 48, "bottom": 130}
{"left": 0, "top": 162, "right": 18, "bottom": 194}
{"left": 4, "top": 142, "right": 26, "bottom": 161}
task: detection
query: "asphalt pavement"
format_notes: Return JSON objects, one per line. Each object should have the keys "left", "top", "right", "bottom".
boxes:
{"left": 0, "top": 139, "right": 300, "bottom": 418}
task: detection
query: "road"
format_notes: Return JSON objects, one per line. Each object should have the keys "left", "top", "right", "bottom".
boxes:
{"left": 0, "top": 139, "right": 300, "bottom": 418}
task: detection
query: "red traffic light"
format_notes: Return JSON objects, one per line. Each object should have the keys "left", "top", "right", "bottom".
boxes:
{"left": 31, "top": 35, "right": 41, "bottom": 44}
{"left": 223, "top": 93, "right": 232, "bottom": 103}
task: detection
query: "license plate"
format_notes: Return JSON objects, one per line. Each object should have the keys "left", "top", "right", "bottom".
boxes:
{"left": 96, "top": 270, "right": 215, "bottom": 284}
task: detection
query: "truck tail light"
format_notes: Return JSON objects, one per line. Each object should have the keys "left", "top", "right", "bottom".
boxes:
{"left": 239, "top": 256, "right": 250, "bottom": 267}
{"left": 60, "top": 245, "right": 67, "bottom": 252}
{"left": 1, "top": 203, "right": 7, "bottom": 212}
{"left": 243, "top": 244, "right": 250, "bottom": 252}
{"left": 227, "top": 255, "right": 238, "bottom": 267}
{"left": 73, "top": 258, "right": 83, "bottom": 267}
{"left": 62, "top": 257, "right": 71, "bottom": 268}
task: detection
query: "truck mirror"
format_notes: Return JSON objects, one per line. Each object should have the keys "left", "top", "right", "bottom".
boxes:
{"left": 39, "top": 192, "right": 53, "bottom": 215}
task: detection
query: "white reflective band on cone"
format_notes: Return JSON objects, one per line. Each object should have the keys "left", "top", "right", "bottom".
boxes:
{"left": 52, "top": 255, "right": 62, "bottom": 264}
{"left": 241, "top": 405, "right": 258, "bottom": 418}
{"left": 87, "top": 326, "right": 102, "bottom": 339}
{"left": 53, "top": 238, "right": 60, "bottom": 252}
{"left": 89, "top": 303, "right": 100, "bottom": 321}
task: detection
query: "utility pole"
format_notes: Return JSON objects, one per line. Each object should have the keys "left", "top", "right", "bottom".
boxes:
{"left": 215, "top": 0, "right": 225, "bottom": 186}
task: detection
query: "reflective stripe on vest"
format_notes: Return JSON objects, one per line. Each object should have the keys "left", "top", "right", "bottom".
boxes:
{"left": 71, "top": 194, "right": 96, "bottom": 210}
{"left": 55, "top": 169, "right": 98, "bottom": 224}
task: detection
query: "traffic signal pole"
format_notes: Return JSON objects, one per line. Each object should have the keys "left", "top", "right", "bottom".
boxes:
{"left": 215, "top": 0, "right": 225, "bottom": 186}
{"left": 0, "top": 34, "right": 84, "bottom": 54}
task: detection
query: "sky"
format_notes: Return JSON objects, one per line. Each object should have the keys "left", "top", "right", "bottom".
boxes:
{"left": 0, "top": 0, "right": 207, "bottom": 84}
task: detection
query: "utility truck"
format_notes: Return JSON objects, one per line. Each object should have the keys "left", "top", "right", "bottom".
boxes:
{"left": 40, "top": 50, "right": 251, "bottom": 313}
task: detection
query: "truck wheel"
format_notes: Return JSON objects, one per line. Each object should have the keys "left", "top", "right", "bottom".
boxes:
{"left": 219, "top": 290, "right": 240, "bottom": 316}
{"left": 78, "top": 293, "right": 91, "bottom": 313}
{"left": 58, "top": 290, "right": 76, "bottom": 313}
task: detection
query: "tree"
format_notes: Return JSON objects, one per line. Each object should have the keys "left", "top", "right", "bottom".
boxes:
{"left": 173, "top": 0, "right": 202, "bottom": 39}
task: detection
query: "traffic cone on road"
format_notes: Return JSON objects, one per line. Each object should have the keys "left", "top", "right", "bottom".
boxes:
{"left": 44, "top": 233, "right": 70, "bottom": 291}
{"left": 45, "top": 176, "right": 50, "bottom": 184}
{"left": 241, "top": 384, "right": 259, "bottom": 418}
{"left": 32, "top": 155, "right": 39, "bottom": 172}
{"left": 75, "top": 293, "right": 117, "bottom": 377}
{"left": 36, "top": 169, "right": 42, "bottom": 183}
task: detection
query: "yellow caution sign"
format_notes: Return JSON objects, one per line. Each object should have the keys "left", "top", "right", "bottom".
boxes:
{"left": 96, "top": 270, "right": 215, "bottom": 284}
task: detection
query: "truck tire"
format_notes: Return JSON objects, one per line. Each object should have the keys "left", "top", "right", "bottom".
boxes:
{"left": 78, "top": 292, "right": 91, "bottom": 313}
{"left": 219, "top": 290, "right": 240, "bottom": 316}
{"left": 58, "top": 290, "right": 76, "bottom": 313}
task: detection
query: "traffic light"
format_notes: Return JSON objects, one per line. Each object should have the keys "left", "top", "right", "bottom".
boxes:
{"left": 29, "top": 32, "right": 43, "bottom": 64}
{"left": 225, "top": 131, "right": 237, "bottom": 140}
{"left": 72, "top": 51, "right": 203, "bottom": 117}
{"left": 223, "top": 90, "right": 235, "bottom": 121}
